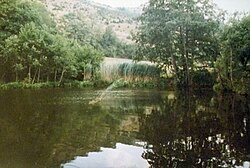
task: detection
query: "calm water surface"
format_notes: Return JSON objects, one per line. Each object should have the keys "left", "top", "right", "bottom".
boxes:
{"left": 0, "top": 89, "right": 249, "bottom": 168}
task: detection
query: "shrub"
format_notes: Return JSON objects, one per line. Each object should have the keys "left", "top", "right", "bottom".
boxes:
{"left": 192, "top": 69, "right": 215, "bottom": 87}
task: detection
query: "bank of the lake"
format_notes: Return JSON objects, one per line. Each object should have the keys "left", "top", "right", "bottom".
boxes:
{"left": 0, "top": 79, "right": 163, "bottom": 90}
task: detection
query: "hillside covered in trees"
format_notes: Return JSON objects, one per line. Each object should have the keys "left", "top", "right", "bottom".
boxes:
{"left": 43, "top": 0, "right": 140, "bottom": 58}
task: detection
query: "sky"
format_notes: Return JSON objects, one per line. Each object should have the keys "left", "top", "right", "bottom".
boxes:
{"left": 92, "top": 0, "right": 250, "bottom": 12}
{"left": 92, "top": 0, "right": 148, "bottom": 8}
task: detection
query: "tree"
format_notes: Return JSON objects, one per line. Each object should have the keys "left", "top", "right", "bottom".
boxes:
{"left": 134, "top": 0, "right": 221, "bottom": 86}
{"left": 0, "top": 0, "right": 105, "bottom": 85}
{"left": 2, "top": 22, "right": 56, "bottom": 83}
{"left": 99, "top": 27, "right": 119, "bottom": 57}
{"left": 64, "top": 16, "right": 92, "bottom": 44}
{"left": 0, "top": 0, "right": 54, "bottom": 44}
{"left": 0, "top": 0, "right": 56, "bottom": 82}
{"left": 215, "top": 15, "right": 250, "bottom": 94}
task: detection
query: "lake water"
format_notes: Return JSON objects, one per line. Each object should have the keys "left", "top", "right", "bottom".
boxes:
{"left": 0, "top": 89, "right": 249, "bottom": 168}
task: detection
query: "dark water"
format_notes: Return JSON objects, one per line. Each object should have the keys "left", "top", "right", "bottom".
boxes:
{"left": 0, "top": 88, "right": 249, "bottom": 168}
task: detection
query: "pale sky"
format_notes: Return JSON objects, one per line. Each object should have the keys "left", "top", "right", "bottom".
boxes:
{"left": 92, "top": 0, "right": 250, "bottom": 12}
{"left": 92, "top": 0, "right": 148, "bottom": 8}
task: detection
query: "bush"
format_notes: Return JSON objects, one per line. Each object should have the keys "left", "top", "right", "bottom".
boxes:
{"left": 63, "top": 81, "right": 95, "bottom": 88}
{"left": 0, "top": 82, "right": 54, "bottom": 90}
{"left": 192, "top": 69, "right": 215, "bottom": 87}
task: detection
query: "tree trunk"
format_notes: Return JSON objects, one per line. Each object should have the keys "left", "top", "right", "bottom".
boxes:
{"left": 1, "top": 73, "right": 6, "bottom": 81}
{"left": 185, "top": 28, "right": 190, "bottom": 87}
{"left": 58, "top": 69, "right": 66, "bottom": 86}
{"left": 91, "top": 67, "right": 94, "bottom": 80}
{"left": 83, "top": 67, "right": 85, "bottom": 80}
{"left": 190, "top": 47, "right": 195, "bottom": 87}
{"left": 180, "top": 26, "right": 190, "bottom": 86}
{"left": 15, "top": 71, "right": 18, "bottom": 82}
{"left": 32, "top": 69, "right": 38, "bottom": 84}
{"left": 230, "top": 48, "right": 233, "bottom": 89}
{"left": 171, "top": 54, "right": 178, "bottom": 85}
{"left": 37, "top": 67, "right": 41, "bottom": 83}
{"left": 54, "top": 69, "right": 57, "bottom": 82}
{"left": 28, "top": 66, "right": 31, "bottom": 83}
{"left": 190, "top": 31, "right": 196, "bottom": 87}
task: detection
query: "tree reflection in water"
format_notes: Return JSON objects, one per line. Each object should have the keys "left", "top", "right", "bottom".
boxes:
{"left": 139, "top": 91, "right": 250, "bottom": 168}
{"left": 0, "top": 89, "right": 249, "bottom": 167}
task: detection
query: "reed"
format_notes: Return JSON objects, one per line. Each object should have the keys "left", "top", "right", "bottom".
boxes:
{"left": 100, "top": 57, "right": 160, "bottom": 82}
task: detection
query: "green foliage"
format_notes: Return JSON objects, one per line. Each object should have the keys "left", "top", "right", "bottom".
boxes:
{"left": 98, "top": 27, "right": 136, "bottom": 58}
{"left": 118, "top": 63, "right": 160, "bottom": 80}
{"left": 0, "top": 82, "right": 54, "bottom": 90}
{"left": 0, "top": 0, "right": 55, "bottom": 44}
{"left": 99, "top": 27, "right": 121, "bottom": 57}
{"left": 64, "top": 15, "right": 94, "bottom": 45}
{"left": 192, "top": 69, "right": 215, "bottom": 87}
{"left": 110, "top": 79, "right": 129, "bottom": 89}
{"left": 0, "top": 0, "right": 104, "bottom": 85}
{"left": 62, "top": 80, "right": 95, "bottom": 88}
{"left": 134, "top": 0, "right": 222, "bottom": 86}
{"left": 64, "top": 19, "right": 136, "bottom": 59}
{"left": 215, "top": 15, "right": 250, "bottom": 94}
{"left": 107, "top": 79, "right": 158, "bottom": 89}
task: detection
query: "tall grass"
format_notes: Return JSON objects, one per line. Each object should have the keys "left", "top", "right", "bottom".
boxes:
{"left": 118, "top": 63, "right": 160, "bottom": 82}
{"left": 100, "top": 57, "right": 160, "bottom": 83}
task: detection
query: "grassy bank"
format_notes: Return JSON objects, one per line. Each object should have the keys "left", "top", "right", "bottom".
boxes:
{"left": 0, "top": 69, "right": 216, "bottom": 90}
{"left": 0, "top": 81, "right": 98, "bottom": 90}
{"left": 0, "top": 79, "right": 164, "bottom": 90}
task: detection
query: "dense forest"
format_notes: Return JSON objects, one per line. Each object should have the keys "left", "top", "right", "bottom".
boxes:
{"left": 0, "top": 0, "right": 249, "bottom": 94}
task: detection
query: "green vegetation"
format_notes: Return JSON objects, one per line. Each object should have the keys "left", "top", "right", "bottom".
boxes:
{"left": 135, "top": 0, "right": 250, "bottom": 94}
{"left": 118, "top": 63, "right": 160, "bottom": 82}
{"left": 0, "top": 80, "right": 98, "bottom": 90}
{"left": 214, "top": 15, "right": 250, "bottom": 94}
{"left": 0, "top": 0, "right": 103, "bottom": 86}
{"left": 0, "top": 0, "right": 249, "bottom": 92}
{"left": 100, "top": 59, "right": 160, "bottom": 88}
{"left": 105, "top": 79, "right": 159, "bottom": 89}
{"left": 57, "top": 2, "right": 138, "bottom": 59}
{"left": 134, "top": 0, "right": 221, "bottom": 87}
{"left": 99, "top": 27, "right": 136, "bottom": 58}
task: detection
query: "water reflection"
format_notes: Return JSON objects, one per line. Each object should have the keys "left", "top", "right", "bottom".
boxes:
{"left": 63, "top": 143, "right": 149, "bottom": 168}
{"left": 0, "top": 89, "right": 249, "bottom": 168}
{"left": 139, "top": 91, "right": 250, "bottom": 168}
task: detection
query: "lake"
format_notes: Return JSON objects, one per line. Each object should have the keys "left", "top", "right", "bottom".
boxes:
{"left": 0, "top": 88, "right": 249, "bottom": 168}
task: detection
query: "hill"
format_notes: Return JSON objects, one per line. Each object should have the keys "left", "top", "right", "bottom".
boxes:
{"left": 43, "top": 0, "right": 142, "bottom": 43}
